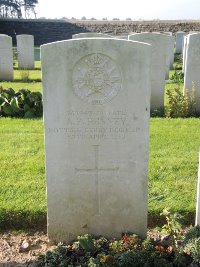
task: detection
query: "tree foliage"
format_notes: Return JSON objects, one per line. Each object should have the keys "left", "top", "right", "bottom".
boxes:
{"left": 0, "top": 0, "right": 38, "bottom": 18}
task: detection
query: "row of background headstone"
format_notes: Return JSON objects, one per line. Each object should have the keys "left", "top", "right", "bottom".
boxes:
{"left": 0, "top": 31, "right": 191, "bottom": 110}
{"left": 72, "top": 31, "right": 200, "bottom": 112}
{"left": 182, "top": 32, "right": 200, "bottom": 112}
{"left": 0, "top": 34, "right": 34, "bottom": 81}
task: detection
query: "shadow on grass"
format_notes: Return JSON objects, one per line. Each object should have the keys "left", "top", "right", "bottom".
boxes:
{"left": 13, "top": 67, "right": 41, "bottom": 71}
{"left": 0, "top": 210, "right": 46, "bottom": 233}
{"left": 0, "top": 210, "right": 195, "bottom": 233}
{"left": 148, "top": 210, "right": 195, "bottom": 228}
{"left": 13, "top": 78, "right": 42, "bottom": 82}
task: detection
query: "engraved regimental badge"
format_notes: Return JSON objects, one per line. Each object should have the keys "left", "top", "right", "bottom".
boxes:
{"left": 72, "top": 53, "right": 122, "bottom": 104}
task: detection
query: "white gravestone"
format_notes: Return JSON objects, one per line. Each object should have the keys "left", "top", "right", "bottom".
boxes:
{"left": 41, "top": 38, "right": 151, "bottom": 243}
{"left": 129, "top": 32, "right": 170, "bottom": 109}
{"left": 0, "top": 34, "right": 13, "bottom": 81}
{"left": 183, "top": 33, "right": 199, "bottom": 74}
{"left": 143, "top": 32, "right": 174, "bottom": 74}
{"left": 165, "top": 35, "right": 175, "bottom": 79}
{"left": 163, "top": 32, "right": 175, "bottom": 70}
{"left": 182, "top": 35, "right": 189, "bottom": 74}
{"left": 72, "top": 32, "right": 113, "bottom": 39}
{"left": 17, "top": 34, "right": 34, "bottom": 69}
{"left": 175, "top": 32, "right": 186, "bottom": 54}
{"left": 184, "top": 33, "right": 200, "bottom": 112}
{"left": 195, "top": 151, "right": 200, "bottom": 225}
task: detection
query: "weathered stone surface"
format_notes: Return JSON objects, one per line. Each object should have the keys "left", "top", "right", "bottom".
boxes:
{"left": 17, "top": 34, "right": 34, "bottom": 69}
{"left": 183, "top": 33, "right": 199, "bottom": 74}
{"left": 41, "top": 38, "right": 151, "bottom": 243}
{"left": 129, "top": 32, "right": 170, "bottom": 109}
{"left": 182, "top": 34, "right": 188, "bottom": 73}
{"left": 175, "top": 31, "right": 186, "bottom": 54}
{"left": 184, "top": 33, "right": 200, "bottom": 112}
{"left": 0, "top": 34, "right": 13, "bottom": 81}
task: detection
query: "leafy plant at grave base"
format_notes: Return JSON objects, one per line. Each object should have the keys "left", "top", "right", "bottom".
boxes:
{"left": 173, "top": 54, "right": 183, "bottom": 70}
{"left": 183, "top": 237, "right": 200, "bottom": 265}
{"left": 165, "top": 82, "right": 198, "bottom": 118}
{"left": 36, "top": 209, "right": 200, "bottom": 267}
{"left": 0, "top": 86, "right": 43, "bottom": 118}
{"left": 78, "top": 234, "right": 95, "bottom": 252}
{"left": 170, "top": 69, "right": 184, "bottom": 84}
{"left": 181, "top": 225, "right": 200, "bottom": 265}
{"left": 183, "top": 225, "right": 200, "bottom": 244}
{"left": 160, "top": 208, "right": 183, "bottom": 248}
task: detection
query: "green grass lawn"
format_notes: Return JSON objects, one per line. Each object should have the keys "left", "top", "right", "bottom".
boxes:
{"left": 0, "top": 117, "right": 200, "bottom": 230}
{"left": 0, "top": 118, "right": 46, "bottom": 230}
{"left": 149, "top": 118, "right": 200, "bottom": 225}
{"left": 1, "top": 82, "right": 42, "bottom": 93}
{"left": 14, "top": 69, "right": 41, "bottom": 81}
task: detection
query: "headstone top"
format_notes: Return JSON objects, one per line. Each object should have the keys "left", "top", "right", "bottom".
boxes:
{"left": 0, "top": 34, "right": 13, "bottom": 81}
{"left": 72, "top": 32, "right": 113, "bottom": 39}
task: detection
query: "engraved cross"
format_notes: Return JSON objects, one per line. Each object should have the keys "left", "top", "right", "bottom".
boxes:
{"left": 75, "top": 145, "right": 119, "bottom": 215}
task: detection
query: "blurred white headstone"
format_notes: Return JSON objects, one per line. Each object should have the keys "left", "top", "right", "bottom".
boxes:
{"left": 0, "top": 34, "right": 13, "bottom": 81}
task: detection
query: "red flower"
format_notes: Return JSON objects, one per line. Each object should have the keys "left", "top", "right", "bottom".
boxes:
{"left": 123, "top": 234, "right": 130, "bottom": 243}
{"left": 155, "top": 245, "right": 165, "bottom": 252}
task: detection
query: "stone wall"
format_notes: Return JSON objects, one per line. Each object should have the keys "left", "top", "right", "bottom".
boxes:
{"left": 1, "top": 18, "right": 200, "bottom": 46}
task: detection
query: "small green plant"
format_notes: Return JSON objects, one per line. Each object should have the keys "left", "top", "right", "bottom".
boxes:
{"left": 161, "top": 208, "right": 183, "bottom": 248}
{"left": 183, "top": 237, "right": 200, "bottom": 264}
{"left": 165, "top": 83, "right": 197, "bottom": 118}
{"left": 170, "top": 70, "right": 184, "bottom": 83}
{"left": 36, "top": 225, "right": 200, "bottom": 267}
{"left": 0, "top": 86, "right": 42, "bottom": 118}
{"left": 184, "top": 225, "right": 200, "bottom": 244}
{"left": 173, "top": 54, "right": 183, "bottom": 70}
{"left": 36, "top": 244, "right": 73, "bottom": 267}
{"left": 78, "top": 234, "right": 95, "bottom": 252}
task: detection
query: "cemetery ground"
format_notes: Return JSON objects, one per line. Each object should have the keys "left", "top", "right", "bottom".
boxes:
{"left": 0, "top": 57, "right": 200, "bottom": 265}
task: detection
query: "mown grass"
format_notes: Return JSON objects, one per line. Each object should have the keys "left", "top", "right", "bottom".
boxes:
{"left": 0, "top": 82, "right": 42, "bottom": 93}
{"left": 14, "top": 65, "right": 41, "bottom": 81}
{"left": 148, "top": 118, "right": 200, "bottom": 225}
{"left": 0, "top": 118, "right": 46, "bottom": 230}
